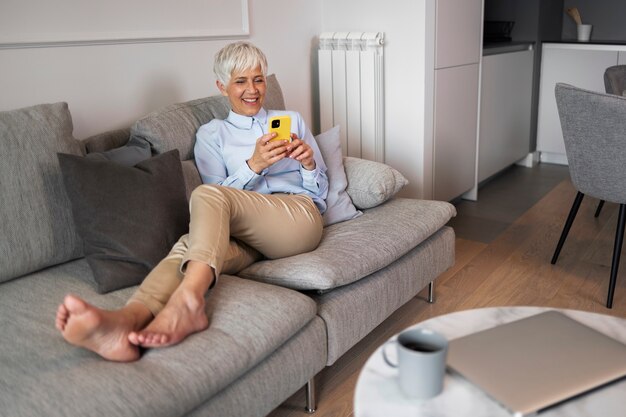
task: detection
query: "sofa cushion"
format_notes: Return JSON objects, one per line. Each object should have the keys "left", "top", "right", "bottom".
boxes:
{"left": 263, "top": 73, "right": 287, "bottom": 111}
{"left": 58, "top": 150, "right": 189, "bottom": 293}
{"left": 317, "top": 126, "right": 362, "bottom": 226}
{"left": 344, "top": 156, "right": 409, "bottom": 209}
{"left": 0, "top": 102, "right": 83, "bottom": 284}
{"left": 82, "top": 127, "right": 132, "bottom": 153}
{"left": 0, "top": 261, "right": 317, "bottom": 417}
{"left": 130, "top": 74, "right": 285, "bottom": 160}
{"left": 85, "top": 135, "right": 152, "bottom": 166}
{"left": 239, "top": 198, "right": 456, "bottom": 290}
{"left": 181, "top": 159, "right": 203, "bottom": 200}
{"left": 189, "top": 317, "right": 327, "bottom": 417}
{"left": 131, "top": 95, "right": 228, "bottom": 160}
{"left": 312, "top": 226, "right": 455, "bottom": 365}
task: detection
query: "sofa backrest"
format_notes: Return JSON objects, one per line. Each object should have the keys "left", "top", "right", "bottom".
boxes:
{"left": 0, "top": 75, "right": 286, "bottom": 284}
{"left": 84, "top": 73, "right": 286, "bottom": 199}
{"left": 130, "top": 73, "right": 285, "bottom": 161}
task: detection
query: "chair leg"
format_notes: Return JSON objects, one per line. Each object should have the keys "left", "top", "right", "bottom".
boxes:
{"left": 551, "top": 192, "right": 585, "bottom": 264}
{"left": 594, "top": 200, "right": 605, "bottom": 218}
{"left": 606, "top": 204, "right": 626, "bottom": 309}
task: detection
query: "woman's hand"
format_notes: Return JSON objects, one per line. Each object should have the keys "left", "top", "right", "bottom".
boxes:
{"left": 247, "top": 133, "right": 290, "bottom": 174}
{"left": 287, "top": 134, "right": 316, "bottom": 171}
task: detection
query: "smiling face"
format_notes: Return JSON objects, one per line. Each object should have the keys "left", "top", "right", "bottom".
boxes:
{"left": 217, "top": 66, "right": 266, "bottom": 117}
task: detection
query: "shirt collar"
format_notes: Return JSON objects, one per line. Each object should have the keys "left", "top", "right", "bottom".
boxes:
{"left": 226, "top": 108, "right": 268, "bottom": 129}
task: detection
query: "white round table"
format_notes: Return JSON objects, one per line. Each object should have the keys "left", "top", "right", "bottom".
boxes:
{"left": 354, "top": 306, "right": 626, "bottom": 417}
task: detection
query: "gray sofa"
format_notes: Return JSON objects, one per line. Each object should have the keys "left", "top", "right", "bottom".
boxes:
{"left": 0, "top": 76, "right": 456, "bottom": 417}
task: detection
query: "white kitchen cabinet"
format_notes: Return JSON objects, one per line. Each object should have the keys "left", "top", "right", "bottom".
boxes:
{"left": 431, "top": 0, "right": 483, "bottom": 201}
{"left": 536, "top": 43, "right": 626, "bottom": 164}
{"left": 435, "top": 0, "right": 483, "bottom": 69}
{"left": 478, "top": 48, "right": 534, "bottom": 182}
{"left": 433, "top": 64, "right": 480, "bottom": 201}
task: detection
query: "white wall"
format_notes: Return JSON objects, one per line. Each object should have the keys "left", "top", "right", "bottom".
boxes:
{"left": 321, "top": 0, "right": 429, "bottom": 198}
{"left": 0, "top": 0, "right": 322, "bottom": 139}
{"left": 1, "top": 0, "right": 434, "bottom": 198}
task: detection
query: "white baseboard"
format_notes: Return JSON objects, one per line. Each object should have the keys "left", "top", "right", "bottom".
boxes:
{"left": 462, "top": 186, "right": 478, "bottom": 201}
{"left": 515, "top": 152, "right": 539, "bottom": 168}
{"left": 538, "top": 152, "right": 569, "bottom": 166}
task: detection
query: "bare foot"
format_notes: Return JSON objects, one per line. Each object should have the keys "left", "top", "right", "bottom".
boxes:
{"left": 128, "top": 285, "right": 209, "bottom": 348}
{"left": 56, "top": 294, "right": 149, "bottom": 362}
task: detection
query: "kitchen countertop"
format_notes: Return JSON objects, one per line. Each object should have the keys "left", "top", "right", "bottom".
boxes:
{"left": 482, "top": 41, "right": 534, "bottom": 56}
{"left": 543, "top": 39, "right": 626, "bottom": 46}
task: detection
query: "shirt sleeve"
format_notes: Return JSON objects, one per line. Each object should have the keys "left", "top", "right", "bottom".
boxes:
{"left": 194, "top": 123, "right": 264, "bottom": 190}
{"left": 296, "top": 115, "right": 329, "bottom": 201}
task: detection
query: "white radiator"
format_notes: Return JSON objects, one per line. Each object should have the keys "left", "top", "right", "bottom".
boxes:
{"left": 318, "top": 32, "right": 385, "bottom": 162}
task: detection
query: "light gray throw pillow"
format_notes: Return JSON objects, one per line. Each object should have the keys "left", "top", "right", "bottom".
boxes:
{"left": 343, "top": 156, "right": 409, "bottom": 209}
{"left": 0, "top": 102, "right": 83, "bottom": 283}
{"left": 316, "top": 126, "right": 362, "bottom": 225}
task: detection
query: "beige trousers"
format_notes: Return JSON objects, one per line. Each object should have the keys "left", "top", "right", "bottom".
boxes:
{"left": 128, "top": 185, "right": 324, "bottom": 315}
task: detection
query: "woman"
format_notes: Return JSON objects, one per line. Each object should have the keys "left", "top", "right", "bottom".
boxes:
{"left": 55, "top": 41, "right": 328, "bottom": 362}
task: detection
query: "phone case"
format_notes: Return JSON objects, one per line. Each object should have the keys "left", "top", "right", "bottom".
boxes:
{"left": 268, "top": 115, "right": 292, "bottom": 142}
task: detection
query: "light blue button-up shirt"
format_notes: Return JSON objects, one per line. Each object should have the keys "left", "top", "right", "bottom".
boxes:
{"left": 194, "top": 108, "right": 329, "bottom": 213}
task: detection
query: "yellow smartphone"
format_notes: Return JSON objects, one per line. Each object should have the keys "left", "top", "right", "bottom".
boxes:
{"left": 268, "top": 115, "right": 292, "bottom": 142}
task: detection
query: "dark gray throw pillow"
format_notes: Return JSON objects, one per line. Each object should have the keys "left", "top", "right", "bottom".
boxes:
{"left": 58, "top": 150, "right": 189, "bottom": 293}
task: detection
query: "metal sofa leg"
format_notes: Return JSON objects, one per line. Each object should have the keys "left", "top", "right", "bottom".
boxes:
{"left": 305, "top": 378, "right": 317, "bottom": 413}
{"left": 428, "top": 281, "right": 435, "bottom": 303}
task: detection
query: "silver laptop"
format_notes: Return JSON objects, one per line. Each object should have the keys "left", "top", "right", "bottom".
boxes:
{"left": 447, "top": 311, "right": 626, "bottom": 416}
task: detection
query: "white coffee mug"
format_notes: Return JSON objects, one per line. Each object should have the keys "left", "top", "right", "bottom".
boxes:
{"left": 383, "top": 328, "right": 448, "bottom": 399}
{"left": 577, "top": 24, "right": 592, "bottom": 42}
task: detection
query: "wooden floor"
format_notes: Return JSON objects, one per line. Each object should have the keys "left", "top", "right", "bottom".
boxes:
{"left": 268, "top": 164, "right": 626, "bottom": 417}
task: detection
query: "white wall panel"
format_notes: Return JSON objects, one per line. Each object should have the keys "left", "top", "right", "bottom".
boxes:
{"left": 0, "top": 0, "right": 322, "bottom": 139}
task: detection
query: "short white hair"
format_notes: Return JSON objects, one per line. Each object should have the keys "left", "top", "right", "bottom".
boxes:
{"left": 213, "top": 41, "right": 268, "bottom": 85}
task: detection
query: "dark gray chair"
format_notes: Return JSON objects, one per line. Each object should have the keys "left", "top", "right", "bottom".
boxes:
{"left": 605, "top": 65, "right": 626, "bottom": 97}
{"left": 551, "top": 83, "right": 626, "bottom": 308}
{"left": 594, "top": 65, "right": 626, "bottom": 217}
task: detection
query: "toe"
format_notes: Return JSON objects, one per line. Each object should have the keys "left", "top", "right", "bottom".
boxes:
{"left": 139, "top": 332, "right": 170, "bottom": 348}
{"left": 57, "top": 304, "right": 68, "bottom": 318}
{"left": 55, "top": 314, "right": 66, "bottom": 329}
{"left": 146, "top": 333, "right": 159, "bottom": 345}
{"left": 64, "top": 294, "right": 87, "bottom": 314}
{"left": 128, "top": 332, "right": 140, "bottom": 346}
{"left": 158, "top": 334, "right": 169, "bottom": 345}
{"left": 55, "top": 304, "right": 69, "bottom": 330}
